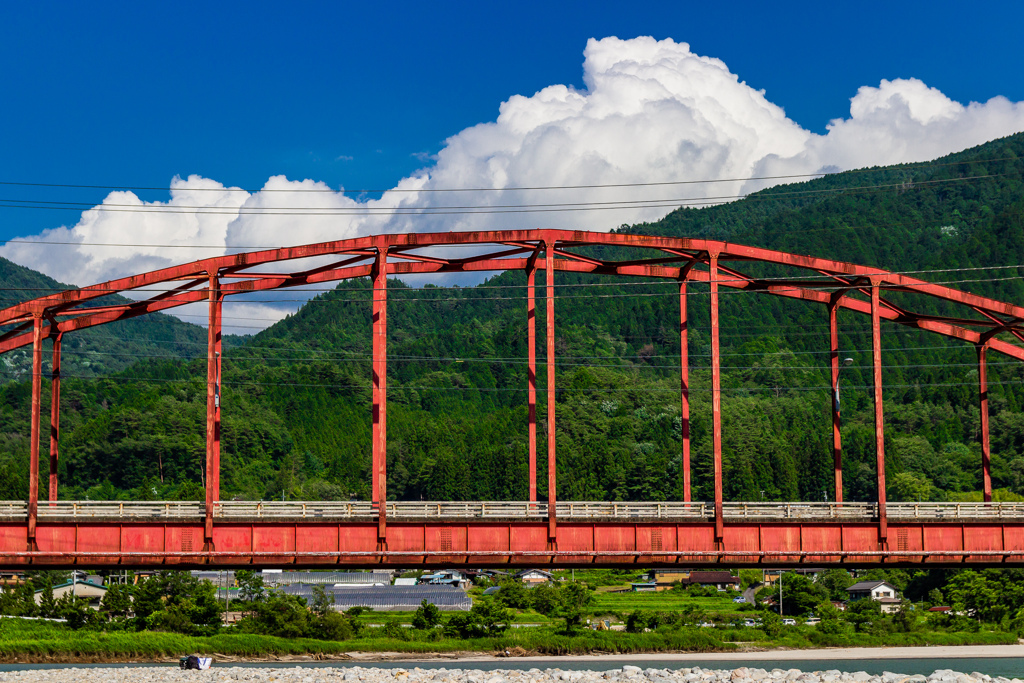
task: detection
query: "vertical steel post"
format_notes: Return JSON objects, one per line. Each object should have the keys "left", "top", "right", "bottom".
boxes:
{"left": 679, "top": 280, "right": 691, "bottom": 502}
{"left": 545, "top": 241, "right": 557, "bottom": 543}
{"left": 49, "top": 331, "right": 62, "bottom": 503}
{"left": 870, "top": 281, "right": 887, "bottom": 545}
{"left": 829, "top": 302, "right": 843, "bottom": 503}
{"left": 709, "top": 254, "right": 724, "bottom": 544}
{"left": 527, "top": 263, "right": 537, "bottom": 502}
{"left": 372, "top": 243, "right": 389, "bottom": 543}
{"left": 204, "top": 274, "right": 223, "bottom": 549}
{"left": 978, "top": 343, "right": 992, "bottom": 503}
{"left": 28, "top": 315, "right": 42, "bottom": 549}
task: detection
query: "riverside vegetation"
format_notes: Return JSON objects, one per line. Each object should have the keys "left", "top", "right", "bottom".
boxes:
{"left": 0, "top": 568, "right": 1020, "bottom": 660}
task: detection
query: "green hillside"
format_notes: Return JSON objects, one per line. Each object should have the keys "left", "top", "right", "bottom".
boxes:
{"left": 1, "top": 133, "right": 1024, "bottom": 504}
{"left": 0, "top": 258, "right": 212, "bottom": 380}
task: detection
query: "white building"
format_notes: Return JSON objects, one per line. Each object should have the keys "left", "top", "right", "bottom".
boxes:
{"left": 845, "top": 580, "right": 901, "bottom": 613}
{"left": 34, "top": 577, "right": 107, "bottom": 610}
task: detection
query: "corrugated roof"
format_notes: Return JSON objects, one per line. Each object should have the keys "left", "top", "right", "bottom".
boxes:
{"left": 687, "top": 571, "right": 736, "bottom": 583}
{"left": 846, "top": 580, "right": 892, "bottom": 592}
{"left": 274, "top": 584, "right": 471, "bottom": 611}
{"left": 261, "top": 572, "right": 391, "bottom": 585}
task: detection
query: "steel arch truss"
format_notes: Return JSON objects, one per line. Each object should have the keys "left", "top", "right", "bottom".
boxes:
{"left": 2, "top": 229, "right": 1022, "bottom": 554}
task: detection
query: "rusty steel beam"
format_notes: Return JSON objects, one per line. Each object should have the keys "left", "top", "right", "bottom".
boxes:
{"left": 48, "top": 331, "right": 62, "bottom": 504}
{"left": 2, "top": 241, "right": 1023, "bottom": 368}
{"left": 545, "top": 240, "right": 557, "bottom": 544}
{"left": 978, "top": 343, "right": 993, "bottom": 502}
{"left": 5, "top": 229, "right": 1024, "bottom": 327}
{"left": 679, "top": 279, "right": 691, "bottom": 503}
{"left": 871, "top": 281, "right": 888, "bottom": 545}
{"left": 9, "top": 516, "right": 1024, "bottom": 569}
{"left": 204, "top": 274, "right": 223, "bottom": 549}
{"left": 527, "top": 257, "right": 538, "bottom": 503}
{"left": 27, "top": 316, "right": 42, "bottom": 550}
{"left": 710, "top": 254, "right": 724, "bottom": 544}
{"left": 372, "top": 243, "right": 388, "bottom": 545}
{"left": 829, "top": 301, "right": 843, "bottom": 503}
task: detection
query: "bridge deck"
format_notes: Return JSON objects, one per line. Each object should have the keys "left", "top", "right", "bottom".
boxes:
{"left": 5, "top": 500, "right": 1023, "bottom": 569}
{"left": 6, "top": 500, "right": 1023, "bottom": 521}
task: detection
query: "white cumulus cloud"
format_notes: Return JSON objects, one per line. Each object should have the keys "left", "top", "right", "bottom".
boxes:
{"left": 5, "top": 35, "right": 1024, "bottom": 332}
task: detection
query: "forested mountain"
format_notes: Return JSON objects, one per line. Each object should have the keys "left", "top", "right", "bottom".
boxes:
{"left": 0, "top": 258, "right": 212, "bottom": 380}
{"left": 1, "top": 133, "right": 1024, "bottom": 505}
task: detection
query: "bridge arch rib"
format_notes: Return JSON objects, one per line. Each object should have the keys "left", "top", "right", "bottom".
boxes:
{"left": 1, "top": 229, "right": 1022, "bottom": 565}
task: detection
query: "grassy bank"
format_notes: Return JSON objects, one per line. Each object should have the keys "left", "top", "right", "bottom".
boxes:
{"left": 0, "top": 620, "right": 1015, "bottom": 663}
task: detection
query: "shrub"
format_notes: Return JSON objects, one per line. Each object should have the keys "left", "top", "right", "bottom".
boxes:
{"left": 381, "top": 620, "right": 409, "bottom": 640}
{"left": 626, "top": 610, "right": 659, "bottom": 633}
{"left": 411, "top": 600, "right": 442, "bottom": 630}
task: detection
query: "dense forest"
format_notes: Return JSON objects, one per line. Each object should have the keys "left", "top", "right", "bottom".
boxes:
{"left": 1, "top": 133, "right": 1024, "bottom": 505}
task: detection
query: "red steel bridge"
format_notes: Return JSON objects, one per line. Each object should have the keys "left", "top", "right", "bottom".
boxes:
{"left": 0, "top": 229, "right": 1022, "bottom": 569}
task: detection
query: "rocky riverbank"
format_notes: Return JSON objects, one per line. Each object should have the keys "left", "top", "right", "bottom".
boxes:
{"left": 0, "top": 666, "right": 1020, "bottom": 683}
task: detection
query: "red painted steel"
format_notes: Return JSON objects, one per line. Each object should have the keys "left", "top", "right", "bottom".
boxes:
{"left": 545, "top": 240, "right": 557, "bottom": 543}
{"left": 829, "top": 302, "right": 843, "bottom": 503}
{"left": 2, "top": 231, "right": 1022, "bottom": 363}
{"left": 2, "top": 229, "right": 1024, "bottom": 567}
{"left": 48, "top": 331, "right": 61, "bottom": 503}
{"left": 679, "top": 280, "right": 691, "bottom": 503}
{"left": 204, "top": 275, "right": 222, "bottom": 549}
{"left": 1, "top": 518, "right": 1023, "bottom": 569}
{"left": 527, "top": 261, "right": 537, "bottom": 503}
{"left": 871, "top": 282, "right": 888, "bottom": 545}
{"left": 28, "top": 316, "right": 42, "bottom": 549}
{"left": 372, "top": 244, "right": 388, "bottom": 543}
{"left": 979, "top": 344, "right": 993, "bottom": 502}
{"left": 709, "top": 254, "right": 724, "bottom": 544}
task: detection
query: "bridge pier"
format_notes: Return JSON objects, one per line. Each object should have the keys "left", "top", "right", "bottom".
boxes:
{"left": 829, "top": 299, "right": 843, "bottom": 503}
{"left": 49, "top": 330, "right": 62, "bottom": 503}
{"left": 978, "top": 343, "right": 992, "bottom": 502}
{"left": 372, "top": 243, "right": 389, "bottom": 546}
{"left": 870, "top": 280, "right": 888, "bottom": 546}
{"left": 27, "top": 315, "right": 42, "bottom": 550}
{"left": 204, "top": 273, "right": 223, "bottom": 550}
{"left": 545, "top": 240, "right": 557, "bottom": 545}
{"left": 679, "top": 279, "right": 690, "bottom": 503}
{"left": 709, "top": 254, "right": 724, "bottom": 546}
{"left": 527, "top": 257, "right": 537, "bottom": 503}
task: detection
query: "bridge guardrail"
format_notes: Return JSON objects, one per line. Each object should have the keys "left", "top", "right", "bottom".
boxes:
{"left": 6, "top": 500, "right": 1024, "bottom": 520}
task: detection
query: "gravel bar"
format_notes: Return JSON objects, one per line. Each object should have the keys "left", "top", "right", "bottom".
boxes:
{"left": 0, "top": 666, "right": 1019, "bottom": 683}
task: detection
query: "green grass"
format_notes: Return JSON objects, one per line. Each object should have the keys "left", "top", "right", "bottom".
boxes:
{"left": 590, "top": 592, "right": 740, "bottom": 614}
{"left": 0, "top": 614, "right": 1015, "bottom": 662}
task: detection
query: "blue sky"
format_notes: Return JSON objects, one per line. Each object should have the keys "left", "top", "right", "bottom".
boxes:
{"left": 1, "top": 0, "right": 1023, "bottom": 307}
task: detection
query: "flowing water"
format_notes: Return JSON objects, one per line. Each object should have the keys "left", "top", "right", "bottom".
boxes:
{"left": 0, "top": 657, "right": 1021, "bottom": 677}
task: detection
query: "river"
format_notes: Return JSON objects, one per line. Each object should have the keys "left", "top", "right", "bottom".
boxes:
{"left": 0, "top": 654, "right": 1021, "bottom": 678}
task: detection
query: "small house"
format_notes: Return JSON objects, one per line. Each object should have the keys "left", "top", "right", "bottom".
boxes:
{"left": 419, "top": 569, "right": 469, "bottom": 589}
{"left": 514, "top": 569, "right": 554, "bottom": 585}
{"left": 845, "top": 580, "right": 901, "bottom": 613}
{"left": 643, "top": 569, "right": 691, "bottom": 590}
{"left": 35, "top": 577, "right": 107, "bottom": 610}
{"left": 686, "top": 571, "right": 739, "bottom": 591}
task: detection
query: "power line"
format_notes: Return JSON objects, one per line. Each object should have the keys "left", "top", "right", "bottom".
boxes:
{"left": 0, "top": 155, "right": 1012, "bottom": 195}
{"left": 0, "top": 262, "right": 1020, "bottom": 295}
{"left": 43, "top": 347, "right": 1022, "bottom": 373}
{"left": 3, "top": 370, "right": 1019, "bottom": 394}
{"left": 0, "top": 173, "right": 1005, "bottom": 217}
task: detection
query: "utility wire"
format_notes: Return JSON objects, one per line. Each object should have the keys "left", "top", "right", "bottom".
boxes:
{"left": 0, "top": 173, "right": 1005, "bottom": 217}
{"left": 3, "top": 371, "right": 1018, "bottom": 394}
{"left": 0, "top": 155, "right": 1012, "bottom": 194}
{"left": 0, "top": 262, "right": 1020, "bottom": 295}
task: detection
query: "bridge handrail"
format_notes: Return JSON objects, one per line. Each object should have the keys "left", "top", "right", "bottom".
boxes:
{"left": 6, "top": 500, "right": 1024, "bottom": 520}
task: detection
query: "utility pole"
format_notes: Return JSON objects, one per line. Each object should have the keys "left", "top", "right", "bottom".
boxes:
{"left": 774, "top": 573, "right": 782, "bottom": 618}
